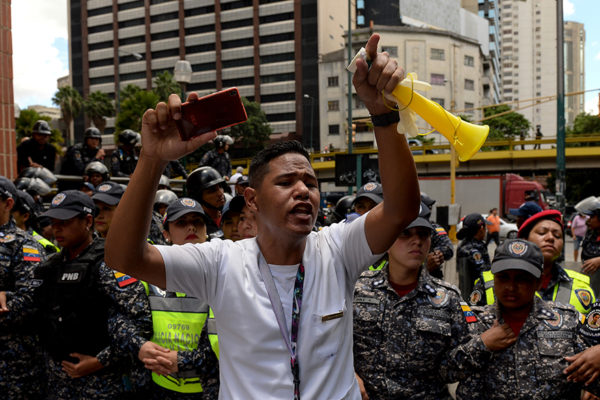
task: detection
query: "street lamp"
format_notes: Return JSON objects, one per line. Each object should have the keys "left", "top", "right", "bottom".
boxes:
{"left": 115, "top": 49, "right": 143, "bottom": 114}
{"left": 174, "top": 60, "right": 193, "bottom": 101}
{"left": 303, "top": 94, "right": 315, "bottom": 151}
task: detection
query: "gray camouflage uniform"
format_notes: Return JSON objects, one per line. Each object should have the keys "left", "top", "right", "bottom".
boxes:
{"left": 0, "top": 220, "right": 47, "bottom": 400}
{"left": 353, "top": 264, "right": 475, "bottom": 399}
{"left": 453, "top": 297, "right": 600, "bottom": 400}
{"left": 582, "top": 228, "right": 600, "bottom": 297}
{"left": 429, "top": 222, "right": 454, "bottom": 279}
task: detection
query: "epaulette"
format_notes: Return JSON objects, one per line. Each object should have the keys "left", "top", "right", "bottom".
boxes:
{"left": 429, "top": 275, "right": 461, "bottom": 296}
{"left": 359, "top": 267, "right": 383, "bottom": 280}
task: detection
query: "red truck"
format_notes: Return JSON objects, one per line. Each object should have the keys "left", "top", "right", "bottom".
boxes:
{"left": 418, "top": 173, "right": 549, "bottom": 218}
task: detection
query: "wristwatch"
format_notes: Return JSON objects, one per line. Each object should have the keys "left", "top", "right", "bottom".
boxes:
{"left": 371, "top": 110, "right": 400, "bottom": 127}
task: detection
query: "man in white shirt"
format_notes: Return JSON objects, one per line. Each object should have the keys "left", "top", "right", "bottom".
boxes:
{"left": 106, "top": 33, "right": 420, "bottom": 399}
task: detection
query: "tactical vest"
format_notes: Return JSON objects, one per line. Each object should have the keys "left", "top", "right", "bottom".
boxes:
{"left": 478, "top": 268, "right": 595, "bottom": 314}
{"left": 32, "top": 230, "right": 59, "bottom": 254}
{"left": 142, "top": 282, "right": 217, "bottom": 393}
{"left": 36, "top": 239, "right": 110, "bottom": 361}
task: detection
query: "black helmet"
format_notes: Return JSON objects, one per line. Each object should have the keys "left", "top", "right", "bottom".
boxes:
{"left": 332, "top": 195, "right": 356, "bottom": 223}
{"left": 84, "top": 161, "right": 109, "bottom": 181}
{"left": 15, "top": 176, "right": 52, "bottom": 197}
{"left": 186, "top": 166, "right": 226, "bottom": 200}
{"left": 32, "top": 120, "right": 52, "bottom": 136}
{"left": 119, "top": 129, "right": 139, "bottom": 146}
{"left": 214, "top": 135, "right": 233, "bottom": 149}
{"left": 19, "top": 166, "right": 57, "bottom": 185}
{"left": 84, "top": 127, "right": 102, "bottom": 140}
{"left": 420, "top": 192, "right": 436, "bottom": 209}
{"left": 14, "top": 190, "right": 37, "bottom": 216}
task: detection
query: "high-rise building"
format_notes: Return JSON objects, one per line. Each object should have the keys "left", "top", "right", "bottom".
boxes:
{"left": 499, "top": 0, "right": 558, "bottom": 138}
{"left": 564, "top": 20, "right": 585, "bottom": 126}
{"left": 0, "top": 0, "right": 17, "bottom": 177}
{"left": 68, "top": 0, "right": 340, "bottom": 150}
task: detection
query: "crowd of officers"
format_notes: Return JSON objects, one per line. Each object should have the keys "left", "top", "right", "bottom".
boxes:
{"left": 5, "top": 123, "right": 600, "bottom": 399}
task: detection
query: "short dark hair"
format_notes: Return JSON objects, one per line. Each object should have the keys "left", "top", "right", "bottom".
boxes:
{"left": 249, "top": 141, "right": 310, "bottom": 188}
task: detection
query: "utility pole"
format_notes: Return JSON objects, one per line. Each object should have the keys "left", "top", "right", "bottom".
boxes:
{"left": 347, "top": 0, "right": 354, "bottom": 194}
{"left": 556, "top": 0, "right": 566, "bottom": 214}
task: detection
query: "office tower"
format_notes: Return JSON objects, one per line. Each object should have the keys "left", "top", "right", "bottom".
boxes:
{"left": 564, "top": 20, "right": 585, "bottom": 126}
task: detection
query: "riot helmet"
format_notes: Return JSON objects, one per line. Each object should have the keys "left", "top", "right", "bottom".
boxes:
{"left": 19, "top": 166, "right": 57, "bottom": 185}
{"left": 158, "top": 175, "right": 171, "bottom": 190}
{"left": 332, "top": 195, "right": 356, "bottom": 223}
{"left": 186, "top": 166, "right": 226, "bottom": 201}
{"left": 14, "top": 176, "right": 52, "bottom": 197}
{"left": 32, "top": 120, "right": 52, "bottom": 136}
{"left": 118, "top": 129, "right": 139, "bottom": 146}
{"left": 84, "top": 161, "right": 109, "bottom": 183}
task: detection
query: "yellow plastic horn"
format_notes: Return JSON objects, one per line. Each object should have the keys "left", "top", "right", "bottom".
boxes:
{"left": 390, "top": 84, "right": 489, "bottom": 162}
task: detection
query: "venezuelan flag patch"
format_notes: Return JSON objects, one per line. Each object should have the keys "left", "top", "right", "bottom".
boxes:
{"left": 114, "top": 271, "right": 137, "bottom": 287}
{"left": 22, "top": 246, "right": 41, "bottom": 262}
{"left": 435, "top": 227, "right": 447, "bottom": 235}
{"left": 460, "top": 302, "right": 477, "bottom": 323}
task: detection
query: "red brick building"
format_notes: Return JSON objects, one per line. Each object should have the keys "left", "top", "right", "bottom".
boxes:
{"left": 0, "top": 0, "right": 16, "bottom": 178}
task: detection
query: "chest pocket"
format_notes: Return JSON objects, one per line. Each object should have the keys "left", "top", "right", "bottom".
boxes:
{"left": 535, "top": 330, "right": 575, "bottom": 381}
{"left": 405, "top": 310, "right": 452, "bottom": 366}
{"left": 312, "top": 302, "right": 347, "bottom": 362}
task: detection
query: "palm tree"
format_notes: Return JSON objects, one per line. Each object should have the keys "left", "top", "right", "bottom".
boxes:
{"left": 52, "top": 86, "right": 83, "bottom": 145}
{"left": 83, "top": 91, "right": 115, "bottom": 133}
{"left": 153, "top": 71, "right": 182, "bottom": 102}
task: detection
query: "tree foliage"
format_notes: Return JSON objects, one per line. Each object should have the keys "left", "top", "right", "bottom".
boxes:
{"left": 567, "top": 112, "right": 600, "bottom": 136}
{"left": 115, "top": 87, "right": 160, "bottom": 133}
{"left": 481, "top": 105, "right": 531, "bottom": 150}
{"left": 52, "top": 85, "right": 83, "bottom": 142}
{"left": 153, "top": 71, "right": 182, "bottom": 103}
{"left": 83, "top": 91, "right": 115, "bottom": 133}
{"left": 226, "top": 97, "right": 272, "bottom": 154}
{"left": 15, "top": 109, "right": 64, "bottom": 152}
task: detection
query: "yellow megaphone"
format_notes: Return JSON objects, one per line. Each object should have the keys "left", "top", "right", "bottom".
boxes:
{"left": 390, "top": 83, "right": 489, "bottom": 162}
{"left": 347, "top": 48, "right": 489, "bottom": 162}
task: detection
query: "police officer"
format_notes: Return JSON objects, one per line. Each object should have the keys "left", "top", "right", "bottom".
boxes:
{"left": 92, "top": 182, "right": 125, "bottom": 239}
{"left": 0, "top": 177, "right": 47, "bottom": 399}
{"left": 452, "top": 239, "right": 600, "bottom": 399}
{"left": 329, "top": 195, "right": 356, "bottom": 224}
{"left": 456, "top": 213, "right": 490, "bottom": 301}
{"left": 111, "top": 129, "right": 140, "bottom": 177}
{"left": 154, "top": 189, "right": 178, "bottom": 217}
{"left": 352, "top": 182, "right": 383, "bottom": 216}
{"left": 508, "top": 200, "right": 543, "bottom": 228}
{"left": 186, "top": 166, "right": 228, "bottom": 238}
{"left": 200, "top": 135, "right": 233, "bottom": 180}
{"left": 15, "top": 175, "right": 52, "bottom": 216}
{"left": 12, "top": 190, "right": 59, "bottom": 254}
{"left": 470, "top": 210, "right": 595, "bottom": 315}
{"left": 421, "top": 192, "right": 454, "bottom": 279}
{"left": 353, "top": 202, "right": 474, "bottom": 399}
{"left": 17, "top": 120, "right": 56, "bottom": 173}
{"left": 582, "top": 201, "right": 600, "bottom": 296}
{"left": 31, "top": 190, "right": 151, "bottom": 399}
{"left": 135, "top": 198, "right": 219, "bottom": 399}
{"left": 84, "top": 160, "right": 110, "bottom": 188}
{"left": 60, "top": 127, "right": 105, "bottom": 189}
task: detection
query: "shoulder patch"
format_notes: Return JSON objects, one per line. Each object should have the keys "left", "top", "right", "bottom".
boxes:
{"left": 0, "top": 233, "right": 15, "bottom": 243}
{"left": 575, "top": 289, "right": 593, "bottom": 309}
{"left": 22, "top": 245, "right": 41, "bottom": 262}
{"left": 114, "top": 271, "right": 138, "bottom": 287}
{"left": 586, "top": 310, "right": 600, "bottom": 330}
{"left": 543, "top": 309, "right": 564, "bottom": 330}
{"left": 469, "top": 289, "right": 483, "bottom": 305}
{"left": 460, "top": 301, "right": 478, "bottom": 323}
{"left": 471, "top": 251, "right": 482, "bottom": 262}
{"left": 428, "top": 287, "right": 450, "bottom": 307}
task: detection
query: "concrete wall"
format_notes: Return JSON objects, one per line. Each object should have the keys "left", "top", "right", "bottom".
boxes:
{"left": 0, "top": 0, "right": 16, "bottom": 178}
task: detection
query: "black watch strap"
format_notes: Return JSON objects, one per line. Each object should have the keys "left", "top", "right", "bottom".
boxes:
{"left": 371, "top": 110, "right": 400, "bottom": 127}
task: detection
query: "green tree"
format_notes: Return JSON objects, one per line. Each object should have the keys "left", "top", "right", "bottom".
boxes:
{"left": 226, "top": 97, "right": 272, "bottom": 153}
{"left": 115, "top": 89, "right": 160, "bottom": 134}
{"left": 119, "top": 84, "right": 142, "bottom": 104}
{"left": 15, "top": 109, "right": 64, "bottom": 153}
{"left": 52, "top": 86, "right": 83, "bottom": 144}
{"left": 83, "top": 91, "right": 115, "bottom": 133}
{"left": 482, "top": 105, "right": 531, "bottom": 150}
{"left": 153, "top": 71, "right": 182, "bottom": 102}
{"left": 566, "top": 113, "right": 600, "bottom": 147}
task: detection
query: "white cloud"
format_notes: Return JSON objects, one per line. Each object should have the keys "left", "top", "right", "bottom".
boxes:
{"left": 563, "top": 0, "right": 575, "bottom": 17}
{"left": 585, "top": 97, "right": 599, "bottom": 115}
{"left": 11, "top": 0, "right": 69, "bottom": 109}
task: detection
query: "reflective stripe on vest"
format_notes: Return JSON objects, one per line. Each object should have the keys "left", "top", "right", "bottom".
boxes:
{"left": 32, "top": 231, "right": 60, "bottom": 253}
{"left": 482, "top": 271, "right": 495, "bottom": 305}
{"left": 207, "top": 308, "right": 219, "bottom": 359}
{"left": 143, "top": 282, "right": 209, "bottom": 393}
{"left": 369, "top": 259, "right": 387, "bottom": 271}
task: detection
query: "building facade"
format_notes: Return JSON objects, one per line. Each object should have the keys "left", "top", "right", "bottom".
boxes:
{"left": 564, "top": 20, "right": 585, "bottom": 126}
{"left": 69, "top": 0, "right": 342, "bottom": 150}
{"left": 0, "top": 0, "right": 17, "bottom": 178}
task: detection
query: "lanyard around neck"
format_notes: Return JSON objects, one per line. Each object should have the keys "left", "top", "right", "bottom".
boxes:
{"left": 258, "top": 253, "right": 304, "bottom": 399}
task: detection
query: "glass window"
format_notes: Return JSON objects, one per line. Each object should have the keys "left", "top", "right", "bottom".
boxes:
{"left": 328, "top": 100, "right": 339, "bottom": 111}
{"left": 464, "top": 55, "right": 474, "bottom": 67}
{"left": 357, "top": 15, "right": 365, "bottom": 25}
{"left": 327, "top": 76, "right": 339, "bottom": 87}
{"left": 430, "top": 74, "right": 445, "bottom": 86}
{"left": 432, "top": 98, "right": 445, "bottom": 108}
{"left": 328, "top": 125, "right": 340, "bottom": 135}
{"left": 464, "top": 79, "right": 475, "bottom": 91}
{"left": 382, "top": 46, "right": 398, "bottom": 57}
{"left": 430, "top": 48, "right": 445, "bottom": 60}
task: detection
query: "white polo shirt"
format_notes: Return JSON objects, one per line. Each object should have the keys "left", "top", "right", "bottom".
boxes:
{"left": 157, "top": 215, "right": 380, "bottom": 399}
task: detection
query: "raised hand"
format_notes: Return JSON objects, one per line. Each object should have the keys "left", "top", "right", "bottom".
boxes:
{"left": 140, "top": 92, "right": 217, "bottom": 163}
{"left": 352, "top": 33, "right": 405, "bottom": 116}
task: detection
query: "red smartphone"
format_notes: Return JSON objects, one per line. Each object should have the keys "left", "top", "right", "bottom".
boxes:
{"left": 176, "top": 87, "right": 248, "bottom": 141}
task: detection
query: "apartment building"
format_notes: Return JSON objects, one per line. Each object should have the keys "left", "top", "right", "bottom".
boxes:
{"left": 68, "top": 0, "right": 338, "bottom": 149}
{"left": 564, "top": 20, "right": 585, "bottom": 126}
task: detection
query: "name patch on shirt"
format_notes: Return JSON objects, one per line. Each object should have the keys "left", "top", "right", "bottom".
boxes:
{"left": 354, "top": 297, "right": 380, "bottom": 305}
{"left": 537, "top": 330, "right": 573, "bottom": 340}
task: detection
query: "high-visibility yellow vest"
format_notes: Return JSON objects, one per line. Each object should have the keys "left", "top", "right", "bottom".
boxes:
{"left": 142, "top": 282, "right": 211, "bottom": 393}
{"left": 32, "top": 230, "right": 59, "bottom": 253}
{"left": 207, "top": 308, "right": 219, "bottom": 359}
{"left": 478, "top": 269, "right": 595, "bottom": 314}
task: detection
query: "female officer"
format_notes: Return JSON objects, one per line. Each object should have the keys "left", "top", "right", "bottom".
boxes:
{"left": 470, "top": 210, "right": 595, "bottom": 315}
{"left": 32, "top": 190, "right": 151, "bottom": 399}
{"left": 135, "top": 198, "right": 219, "bottom": 399}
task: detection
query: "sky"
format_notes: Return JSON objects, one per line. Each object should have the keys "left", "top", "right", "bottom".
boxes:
{"left": 10, "top": 0, "right": 600, "bottom": 115}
